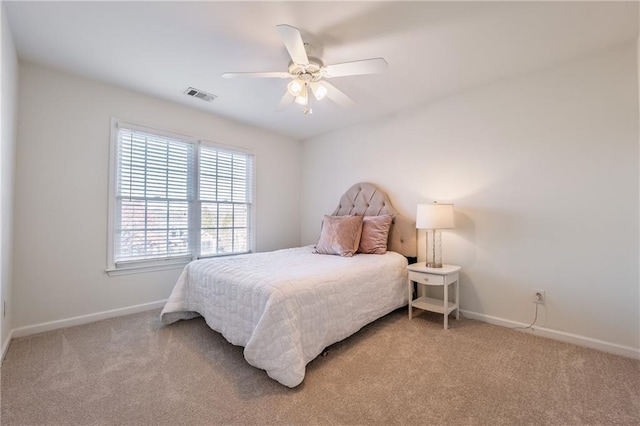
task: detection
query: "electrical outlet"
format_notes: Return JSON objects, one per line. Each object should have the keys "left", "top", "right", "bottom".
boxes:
{"left": 533, "top": 289, "right": 545, "bottom": 305}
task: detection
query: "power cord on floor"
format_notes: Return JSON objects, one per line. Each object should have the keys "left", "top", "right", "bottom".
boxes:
{"left": 513, "top": 301, "right": 539, "bottom": 330}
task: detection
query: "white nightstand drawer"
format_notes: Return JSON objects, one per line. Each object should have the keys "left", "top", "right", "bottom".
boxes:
{"left": 409, "top": 271, "right": 445, "bottom": 285}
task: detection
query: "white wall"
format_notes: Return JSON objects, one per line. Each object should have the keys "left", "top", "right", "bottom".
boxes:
{"left": 302, "top": 43, "right": 640, "bottom": 352}
{"left": 13, "top": 62, "right": 301, "bottom": 329}
{"left": 1, "top": 5, "right": 18, "bottom": 352}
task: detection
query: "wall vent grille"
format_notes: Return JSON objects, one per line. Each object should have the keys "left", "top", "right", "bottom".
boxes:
{"left": 184, "top": 87, "right": 217, "bottom": 102}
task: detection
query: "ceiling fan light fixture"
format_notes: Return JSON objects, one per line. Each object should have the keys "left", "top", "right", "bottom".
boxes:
{"left": 294, "top": 94, "right": 308, "bottom": 106}
{"left": 294, "top": 86, "right": 309, "bottom": 106}
{"left": 287, "top": 79, "right": 303, "bottom": 96}
{"left": 312, "top": 84, "right": 328, "bottom": 101}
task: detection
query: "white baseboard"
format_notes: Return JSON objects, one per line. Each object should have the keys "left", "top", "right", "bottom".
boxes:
{"left": 1, "top": 329, "right": 14, "bottom": 364}
{"left": 10, "top": 300, "right": 167, "bottom": 339}
{"left": 460, "top": 309, "right": 640, "bottom": 360}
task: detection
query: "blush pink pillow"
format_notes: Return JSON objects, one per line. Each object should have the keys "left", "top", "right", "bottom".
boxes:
{"left": 358, "top": 215, "right": 393, "bottom": 254}
{"left": 315, "top": 215, "right": 364, "bottom": 257}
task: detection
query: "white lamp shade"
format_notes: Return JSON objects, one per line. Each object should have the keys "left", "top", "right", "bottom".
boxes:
{"left": 287, "top": 79, "right": 303, "bottom": 96}
{"left": 416, "top": 203, "right": 454, "bottom": 229}
{"left": 311, "top": 84, "right": 327, "bottom": 100}
{"left": 294, "top": 87, "right": 308, "bottom": 105}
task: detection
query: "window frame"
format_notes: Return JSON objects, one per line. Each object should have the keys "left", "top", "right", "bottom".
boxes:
{"left": 106, "top": 118, "right": 256, "bottom": 276}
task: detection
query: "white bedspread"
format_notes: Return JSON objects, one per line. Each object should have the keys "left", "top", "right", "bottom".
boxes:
{"left": 161, "top": 245, "right": 408, "bottom": 387}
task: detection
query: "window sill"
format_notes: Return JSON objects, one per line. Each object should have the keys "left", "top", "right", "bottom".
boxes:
{"left": 106, "top": 261, "right": 189, "bottom": 277}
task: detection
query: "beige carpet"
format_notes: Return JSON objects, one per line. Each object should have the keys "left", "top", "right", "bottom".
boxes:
{"left": 1, "top": 308, "right": 638, "bottom": 425}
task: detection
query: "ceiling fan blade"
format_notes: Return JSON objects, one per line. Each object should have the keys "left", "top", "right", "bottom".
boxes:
{"left": 318, "top": 81, "right": 355, "bottom": 108}
{"left": 276, "top": 24, "right": 309, "bottom": 66}
{"left": 323, "top": 58, "right": 388, "bottom": 78}
{"left": 275, "top": 91, "right": 295, "bottom": 111}
{"left": 222, "top": 72, "right": 290, "bottom": 79}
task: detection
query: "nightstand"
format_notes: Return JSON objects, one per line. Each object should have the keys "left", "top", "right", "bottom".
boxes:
{"left": 407, "top": 263, "right": 461, "bottom": 329}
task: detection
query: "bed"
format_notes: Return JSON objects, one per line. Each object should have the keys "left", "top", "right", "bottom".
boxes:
{"left": 160, "top": 182, "right": 417, "bottom": 387}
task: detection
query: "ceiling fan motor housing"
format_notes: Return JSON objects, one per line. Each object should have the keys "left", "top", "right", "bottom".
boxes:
{"left": 288, "top": 57, "right": 324, "bottom": 81}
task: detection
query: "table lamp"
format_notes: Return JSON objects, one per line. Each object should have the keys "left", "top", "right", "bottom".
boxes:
{"left": 416, "top": 202, "right": 454, "bottom": 268}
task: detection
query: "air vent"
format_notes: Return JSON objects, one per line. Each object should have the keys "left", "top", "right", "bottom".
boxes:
{"left": 184, "top": 87, "right": 217, "bottom": 102}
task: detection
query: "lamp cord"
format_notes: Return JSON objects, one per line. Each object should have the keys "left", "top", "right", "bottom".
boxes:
{"left": 513, "top": 302, "right": 539, "bottom": 330}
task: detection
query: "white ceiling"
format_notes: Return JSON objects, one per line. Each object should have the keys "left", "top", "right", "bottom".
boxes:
{"left": 5, "top": 1, "right": 638, "bottom": 140}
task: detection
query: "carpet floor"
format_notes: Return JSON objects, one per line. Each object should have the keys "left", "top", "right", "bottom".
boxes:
{"left": 1, "top": 308, "right": 638, "bottom": 425}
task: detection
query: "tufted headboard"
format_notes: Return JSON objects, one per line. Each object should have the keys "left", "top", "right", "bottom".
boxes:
{"left": 332, "top": 182, "right": 417, "bottom": 258}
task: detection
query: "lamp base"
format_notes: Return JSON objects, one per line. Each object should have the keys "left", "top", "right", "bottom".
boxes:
{"left": 425, "top": 229, "right": 443, "bottom": 269}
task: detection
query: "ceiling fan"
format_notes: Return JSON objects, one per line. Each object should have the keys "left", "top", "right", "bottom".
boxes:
{"left": 222, "top": 24, "right": 388, "bottom": 114}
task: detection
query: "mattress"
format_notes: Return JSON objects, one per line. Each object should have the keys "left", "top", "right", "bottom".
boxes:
{"left": 161, "top": 245, "right": 408, "bottom": 387}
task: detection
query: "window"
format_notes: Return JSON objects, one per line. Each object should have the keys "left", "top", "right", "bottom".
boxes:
{"left": 107, "top": 119, "right": 254, "bottom": 274}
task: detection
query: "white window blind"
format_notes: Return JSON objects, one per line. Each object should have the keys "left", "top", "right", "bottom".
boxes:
{"left": 199, "top": 146, "right": 253, "bottom": 257}
{"left": 109, "top": 120, "right": 254, "bottom": 273}
{"left": 115, "top": 128, "right": 195, "bottom": 264}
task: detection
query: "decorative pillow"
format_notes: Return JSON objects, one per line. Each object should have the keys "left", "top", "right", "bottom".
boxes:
{"left": 359, "top": 215, "right": 393, "bottom": 254}
{"left": 315, "top": 215, "right": 364, "bottom": 257}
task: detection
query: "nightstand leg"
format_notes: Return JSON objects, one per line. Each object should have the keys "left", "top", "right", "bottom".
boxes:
{"left": 407, "top": 278, "right": 412, "bottom": 319}
{"left": 455, "top": 279, "right": 460, "bottom": 320}
{"left": 444, "top": 281, "right": 449, "bottom": 330}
